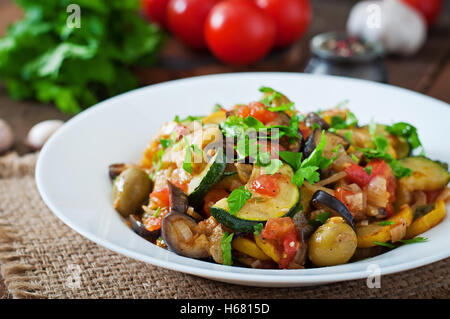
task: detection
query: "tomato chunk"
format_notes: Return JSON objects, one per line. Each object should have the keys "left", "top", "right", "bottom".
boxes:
{"left": 237, "top": 102, "right": 278, "bottom": 124}
{"left": 249, "top": 174, "right": 280, "bottom": 197}
{"left": 150, "top": 188, "right": 170, "bottom": 207}
{"left": 261, "top": 217, "right": 299, "bottom": 268}
{"left": 345, "top": 163, "right": 371, "bottom": 187}
{"left": 298, "top": 121, "right": 312, "bottom": 139}
{"left": 143, "top": 210, "right": 169, "bottom": 232}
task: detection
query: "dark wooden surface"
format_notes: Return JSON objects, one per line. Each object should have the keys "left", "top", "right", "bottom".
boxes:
{"left": 0, "top": 0, "right": 449, "bottom": 298}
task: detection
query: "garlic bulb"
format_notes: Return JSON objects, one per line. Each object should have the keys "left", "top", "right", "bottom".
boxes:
{"left": 0, "top": 119, "right": 14, "bottom": 153}
{"left": 347, "top": 0, "right": 426, "bottom": 56}
{"left": 27, "top": 120, "right": 64, "bottom": 150}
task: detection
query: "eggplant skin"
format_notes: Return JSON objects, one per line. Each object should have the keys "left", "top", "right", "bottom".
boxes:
{"left": 311, "top": 190, "right": 356, "bottom": 231}
{"left": 303, "top": 129, "right": 350, "bottom": 159}
{"left": 129, "top": 215, "right": 160, "bottom": 242}
{"left": 168, "top": 181, "right": 188, "bottom": 214}
{"left": 161, "top": 213, "right": 209, "bottom": 259}
{"left": 304, "top": 112, "right": 330, "bottom": 130}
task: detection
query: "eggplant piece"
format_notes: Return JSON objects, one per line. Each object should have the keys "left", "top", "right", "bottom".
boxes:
{"left": 168, "top": 181, "right": 189, "bottom": 214}
{"left": 108, "top": 163, "right": 127, "bottom": 180}
{"left": 311, "top": 190, "right": 356, "bottom": 231}
{"left": 161, "top": 212, "right": 210, "bottom": 259}
{"left": 303, "top": 129, "right": 350, "bottom": 159}
{"left": 304, "top": 112, "right": 330, "bottom": 130}
{"left": 129, "top": 215, "right": 160, "bottom": 241}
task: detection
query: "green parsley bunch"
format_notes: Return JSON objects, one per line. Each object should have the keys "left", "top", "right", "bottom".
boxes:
{"left": 0, "top": 0, "right": 164, "bottom": 114}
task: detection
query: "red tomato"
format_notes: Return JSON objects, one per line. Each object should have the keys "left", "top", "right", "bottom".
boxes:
{"left": 141, "top": 0, "right": 170, "bottom": 27}
{"left": 172, "top": 180, "right": 188, "bottom": 193}
{"left": 204, "top": 0, "right": 276, "bottom": 64}
{"left": 424, "top": 189, "right": 442, "bottom": 204}
{"left": 335, "top": 187, "right": 356, "bottom": 212}
{"left": 255, "top": 0, "right": 311, "bottom": 47}
{"left": 298, "top": 121, "right": 312, "bottom": 139}
{"left": 150, "top": 188, "right": 170, "bottom": 207}
{"left": 144, "top": 210, "right": 169, "bottom": 232}
{"left": 367, "top": 159, "right": 396, "bottom": 202}
{"left": 203, "top": 188, "right": 229, "bottom": 216}
{"left": 261, "top": 217, "right": 299, "bottom": 268}
{"left": 345, "top": 163, "right": 371, "bottom": 188}
{"left": 249, "top": 174, "right": 280, "bottom": 197}
{"left": 401, "top": 0, "right": 442, "bottom": 26}
{"left": 167, "top": 0, "right": 218, "bottom": 49}
{"left": 237, "top": 102, "right": 278, "bottom": 124}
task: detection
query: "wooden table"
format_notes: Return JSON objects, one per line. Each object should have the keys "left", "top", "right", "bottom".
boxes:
{"left": 0, "top": 0, "right": 449, "bottom": 298}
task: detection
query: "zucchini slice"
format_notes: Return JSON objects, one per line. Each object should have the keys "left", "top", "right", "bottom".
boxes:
{"left": 398, "top": 157, "right": 450, "bottom": 191}
{"left": 210, "top": 164, "right": 301, "bottom": 233}
{"left": 187, "top": 151, "right": 226, "bottom": 208}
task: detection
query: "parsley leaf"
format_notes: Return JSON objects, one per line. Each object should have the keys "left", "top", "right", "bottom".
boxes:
{"left": 268, "top": 102, "right": 295, "bottom": 112}
{"left": 0, "top": 1, "right": 164, "bottom": 114}
{"left": 221, "top": 232, "right": 234, "bottom": 266}
{"left": 378, "top": 221, "right": 395, "bottom": 226}
{"left": 265, "top": 159, "right": 283, "bottom": 175}
{"left": 182, "top": 137, "right": 193, "bottom": 174}
{"left": 386, "top": 122, "right": 424, "bottom": 154}
{"left": 293, "top": 165, "right": 320, "bottom": 185}
{"left": 357, "top": 133, "right": 412, "bottom": 179}
{"left": 227, "top": 186, "right": 252, "bottom": 215}
{"left": 400, "top": 237, "right": 428, "bottom": 245}
{"left": 329, "top": 112, "right": 358, "bottom": 130}
{"left": 253, "top": 223, "right": 264, "bottom": 235}
{"left": 373, "top": 241, "right": 396, "bottom": 249}
{"left": 315, "top": 212, "right": 331, "bottom": 224}
{"left": 279, "top": 151, "right": 303, "bottom": 170}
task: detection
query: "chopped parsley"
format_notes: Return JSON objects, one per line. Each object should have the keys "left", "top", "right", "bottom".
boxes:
{"left": 373, "top": 241, "right": 396, "bottom": 249}
{"left": 378, "top": 220, "right": 395, "bottom": 226}
{"left": 279, "top": 151, "right": 303, "bottom": 170}
{"left": 385, "top": 122, "right": 424, "bottom": 155}
{"left": 291, "top": 131, "right": 337, "bottom": 187}
{"left": 329, "top": 111, "right": 358, "bottom": 130}
{"left": 174, "top": 115, "right": 204, "bottom": 123}
{"left": 364, "top": 165, "right": 372, "bottom": 175}
{"left": 400, "top": 237, "right": 428, "bottom": 245}
{"left": 153, "top": 207, "right": 161, "bottom": 218}
{"left": 253, "top": 223, "right": 264, "bottom": 235}
{"left": 265, "top": 158, "right": 283, "bottom": 175}
{"left": 227, "top": 186, "right": 252, "bottom": 215}
{"left": 182, "top": 137, "right": 193, "bottom": 174}
{"left": 356, "top": 134, "right": 411, "bottom": 179}
{"left": 373, "top": 237, "right": 428, "bottom": 248}
{"left": 221, "top": 232, "right": 234, "bottom": 266}
{"left": 315, "top": 212, "right": 331, "bottom": 225}
{"left": 351, "top": 154, "right": 359, "bottom": 163}
{"left": 268, "top": 102, "right": 295, "bottom": 112}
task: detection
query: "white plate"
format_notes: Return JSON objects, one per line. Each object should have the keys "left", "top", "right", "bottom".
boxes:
{"left": 36, "top": 73, "right": 450, "bottom": 287}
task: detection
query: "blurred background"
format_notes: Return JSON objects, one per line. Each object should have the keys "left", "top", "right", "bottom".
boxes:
{"left": 0, "top": 0, "right": 449, "bottom": 155}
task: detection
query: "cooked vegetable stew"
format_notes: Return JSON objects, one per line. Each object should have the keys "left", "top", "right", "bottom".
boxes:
{"left": 109, "top": 87, "right": 449, "bottom": 269}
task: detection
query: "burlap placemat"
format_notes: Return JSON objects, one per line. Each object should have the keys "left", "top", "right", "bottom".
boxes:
{"left": 0, "top": 152, "right": 448, "bottom": 299}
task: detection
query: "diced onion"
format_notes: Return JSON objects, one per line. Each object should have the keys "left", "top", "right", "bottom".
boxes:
{"left": 317, "top": 171, "right": 348, "bottom": 186}
{"left": 174, "top": 220, "right": 193, "bottom": 242}
{"left": 366, "top": 175, "right": 389, "bottom": 208}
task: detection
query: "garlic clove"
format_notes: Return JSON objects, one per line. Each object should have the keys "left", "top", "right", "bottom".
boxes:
{"left": 0, "top": 119, "right": 15, "bottom": 153}
{"left": 347, "top": 0, "right": 426, "bottom": 56}
{"left": 27, "top": 120, "right": 64, "bottom": 150}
